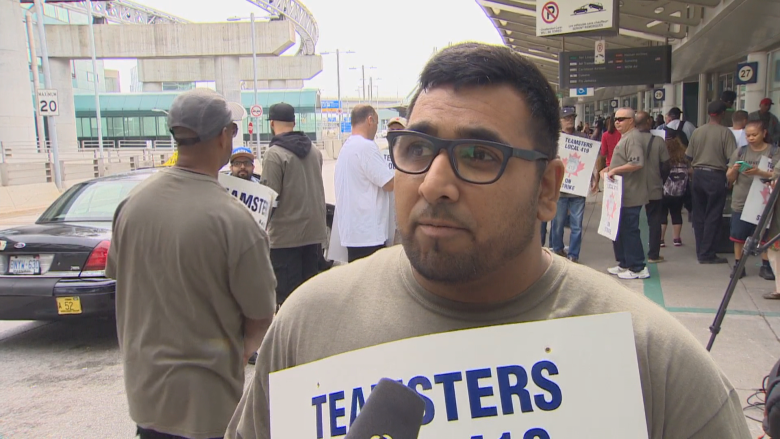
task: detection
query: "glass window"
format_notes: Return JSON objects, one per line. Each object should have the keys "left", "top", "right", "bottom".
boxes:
{"left": 157, "top": 117, "right": 168, "bottom": 136}
{"left": 56, "top": 7, "right": 69, "bottom": 22}
{"left": 142, "top": 117, "right": 157, "bottom": 136}
{"left": 76, "top": 118, "right": 83, "bottom": 138}
{"left": 43, "top": 4, "right": 56, "bottom": 17}
{"left": 39, "top": 178, "right": 149, "bottom": 223}
{"left": 108, "top": 117, "right": 123, "bottom": 137}
{"left": 86, "top": 72, "right": 95, "bottom": 83}
{"left": 125, "top": 117, "right": 141, "bottom": 136}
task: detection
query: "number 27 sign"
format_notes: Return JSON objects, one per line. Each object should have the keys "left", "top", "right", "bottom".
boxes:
{"left": 37, "top": 89, "right": 59, "bottom": 116}
{"left": 735, "top": 62, "right": 759, "bottom": 85}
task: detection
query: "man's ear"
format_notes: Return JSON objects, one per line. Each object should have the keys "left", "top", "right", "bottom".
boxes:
{"left": 537, "top": 158, "right": 564, "bottom": 222}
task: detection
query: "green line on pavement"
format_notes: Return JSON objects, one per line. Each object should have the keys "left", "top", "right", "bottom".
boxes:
{"left": 637, "top": 207, "right": 667, "bottom": 307}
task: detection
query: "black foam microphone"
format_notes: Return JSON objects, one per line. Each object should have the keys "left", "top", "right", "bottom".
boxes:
{"left": 344, "top": 378, "right": 426, "bottom": 439}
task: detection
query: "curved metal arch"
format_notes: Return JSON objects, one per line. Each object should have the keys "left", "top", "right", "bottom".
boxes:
{"left": 245, "top": 0, "right": 319, "bottom": 55}
{"left": 56, "top": 1, "right": 191, "bottom": 25}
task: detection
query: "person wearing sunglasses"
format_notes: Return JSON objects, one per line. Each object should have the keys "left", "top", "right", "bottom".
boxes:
{"left": 107, "top": 89, "right": 276, "bottom": 439}
{"left": 226, "top": 43, "right": 750, "bottom": 439}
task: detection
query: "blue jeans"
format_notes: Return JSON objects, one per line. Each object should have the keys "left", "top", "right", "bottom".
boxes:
{"left": 612, "top": 206, "right": 645, "bottom": 272}
{"left": 551, "top": 196, "right": 585, "bottom": 258}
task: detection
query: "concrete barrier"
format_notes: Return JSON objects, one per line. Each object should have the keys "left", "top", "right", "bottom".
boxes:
{"left": 0, "top": 182, "right": 61, "bottom": 214}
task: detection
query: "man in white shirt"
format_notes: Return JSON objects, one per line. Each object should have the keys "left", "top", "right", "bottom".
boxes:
{"left": 334, "top": 104, "right": 395, "bottom": 262}
{"left": 665, "top": 107, "right": 696, "bottom": 144}
{"left": 730, "top": 110, "right": 749, "bottom": 147}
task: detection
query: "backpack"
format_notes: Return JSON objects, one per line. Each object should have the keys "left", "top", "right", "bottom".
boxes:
{"left": 663, "top": 165, "right": 689, "bottom": 197}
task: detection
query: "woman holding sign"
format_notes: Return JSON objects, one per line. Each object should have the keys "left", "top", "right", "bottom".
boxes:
{"left": 725, "top": 119, "right": 780, "bottom": 280}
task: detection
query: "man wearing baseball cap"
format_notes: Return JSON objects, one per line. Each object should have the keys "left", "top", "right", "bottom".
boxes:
{"left": 750, "top": 98, "right": 780, "bottom": 145}
{"left": 386, "top": 116, "right": 407, "bottom": 131}
{"left": 230, "top": 146, "right": 260, "bottom": 182}
{"left": 260, "top": 102, "right": 327, "bottom": 307}
{"left": 106, "top": 88, "right": 277, "bottom": 439}
{"left": 685, "top": 100, "right": 738, "bottom": 264}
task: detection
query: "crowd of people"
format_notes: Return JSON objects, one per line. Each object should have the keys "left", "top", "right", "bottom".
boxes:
{"left": 102, "top": 42, "right": 765, "bottom": 439}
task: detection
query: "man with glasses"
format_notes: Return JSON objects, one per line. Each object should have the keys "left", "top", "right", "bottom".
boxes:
{"left": 227, "top": 43, "right": 750, "bottom": 439}
{"left": 107, "top": 89, "right": 277, "bottom": 439}
{"left": 260, "top": 102, "right": 327, "bottom": 308}
{"left": 229, "top": 146, "right": 260, "bottom": 182}
{"left": 602, "top": 108, "right": 650, "bottom": 279}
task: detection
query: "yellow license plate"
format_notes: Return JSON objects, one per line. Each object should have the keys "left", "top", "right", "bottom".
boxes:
{"left": 56, "top": 297, "right": 82, "bottom": 315}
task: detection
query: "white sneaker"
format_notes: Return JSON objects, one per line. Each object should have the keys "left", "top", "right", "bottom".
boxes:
{"left": 607, "top": 265, "right": 627, "bottom": 275}
{"left": 618, "top": 267, "right": 650, "bottom": 279}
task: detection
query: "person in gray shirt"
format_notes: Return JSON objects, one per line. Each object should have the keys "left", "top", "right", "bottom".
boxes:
{"left": 225, "top": 42, "right": 750, "bottom": 439}
{"left": 636, "top": 111, "right": 670, "bottom": 263}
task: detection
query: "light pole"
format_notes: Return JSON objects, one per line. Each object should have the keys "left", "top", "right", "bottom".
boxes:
{"left": 227, "top": 14, "right": 270, "bottom": 149}
{"left": 349, "top": 66, "right": 376, "bottom": 102}
{"left": 32, "top": 0, "right": 62, "bottom": 190}
{"left": 151, "top": 109, "right": 174, "bottom": 148}
{"left": 86, "top": 0, "right": 104, "bottom": 160}
{"left": 321, "top": 49, "right": 355, "bottom": 140}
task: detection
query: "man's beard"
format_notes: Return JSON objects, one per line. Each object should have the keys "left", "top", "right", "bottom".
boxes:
{"left": 234, "top": 171, "right": 251, "bottom": 180}
{"left": 402, "top": 192, "right": 539, "bottom": 285}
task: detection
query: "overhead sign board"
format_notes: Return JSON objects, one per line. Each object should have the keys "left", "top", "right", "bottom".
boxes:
{"left": 735, "top": 62, "right": 759, "bottom": 85}
{"left": 37, "top": 89, "right": 59, "bottom": 117}
{"left": 609, "top": 99, "right": 619, "bottom": 109}
{"left": 571, "top": 87, "right": 595, "bottom": 97}
{"left": 594, "top": 39, "right": 606, "bottom": 65}
{"left": 537, "top": 0, "right": 619, "bottom": 37}
{"left": 559, "top": 45, "right": 673, "bottom": 90}
{"left": 653, "top": 88, "right": 665, "bottom": 101}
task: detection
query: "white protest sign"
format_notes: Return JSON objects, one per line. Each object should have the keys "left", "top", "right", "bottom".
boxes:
{"left": 559, "top": 133, "right": 600, "bottom": 197}
{"left": 218, "top": 173, "right": 278, "bottom": 231}
{"left": 269, "top": 312, "right": 647, "bottom": 438}
{"left": 742, "top": 155, "right": 772, "bottom": 226}
{"left": 598, "top": 175, "right": 622, "bottom": 240}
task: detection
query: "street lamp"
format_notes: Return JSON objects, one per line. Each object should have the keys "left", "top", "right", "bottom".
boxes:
{"left": 86, "top": 0, "right": 104, "bottom": 160}
{"left": 151, "top": 108, "right": 174, "bottom": 148}
{"left": 321, "top": 49, "right": 356, "bottom": 140}
{"left": 349, "top": 66, "right": 377, "bottom": 102}
{"left": 227, "top": 14, "right": 275, "bottom": 148}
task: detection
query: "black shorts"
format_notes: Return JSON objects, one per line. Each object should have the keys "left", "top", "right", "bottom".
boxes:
{"left": 729, "top": 211, "right": 767, "bottom": 244}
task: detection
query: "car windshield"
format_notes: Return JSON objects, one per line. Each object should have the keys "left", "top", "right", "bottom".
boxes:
{"left": 37, "top": 178, "right": 145, "bottom": 223}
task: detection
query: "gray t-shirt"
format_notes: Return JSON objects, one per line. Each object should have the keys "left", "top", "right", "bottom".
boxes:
{"left": 686, "top": 123, "right": 738, "bottom": 171}
{"left": 728, "top": 145, "right": 780, "bottom": 212}
{"left": 610, "top": 129, "right": 649, "bottom": 207}
{"left": 225, "top": 246, "right": 750, "bottom": 439}
{"left": 106, "top": 168, "right": 277, "bottom": 439}
{"left": 644, "top": 134, "right": 671, "bottom": 201}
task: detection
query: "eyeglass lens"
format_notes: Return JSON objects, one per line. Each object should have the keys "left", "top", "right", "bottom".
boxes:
{"left": 232, "top": 160, "right": 253, "bottom": 167}
{"left": 392, "top": 133, "right": 507, "bottom": 183}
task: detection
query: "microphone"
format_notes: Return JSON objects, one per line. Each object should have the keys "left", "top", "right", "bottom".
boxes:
{"left": 344, "top": 378, "right": 426, "bottom": 439}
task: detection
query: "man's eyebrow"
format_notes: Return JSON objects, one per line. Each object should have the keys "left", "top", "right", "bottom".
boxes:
{"left": 406, "top": 121, "right": 436, "bottom": 136}
{"left": 454, "top": 126, "right": 508, "bottom": 144}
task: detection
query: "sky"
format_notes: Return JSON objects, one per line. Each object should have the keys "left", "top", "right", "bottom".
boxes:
{"left": 103, "top": 0, "right": 504, "bottom": 99}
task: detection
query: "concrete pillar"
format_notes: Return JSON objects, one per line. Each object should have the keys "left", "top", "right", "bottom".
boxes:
{"left": 142, "top": 82, "right": 162, "bottom": 92}
{"left": 698, "top": 73, "right": 709, "bottom": 126}
{"left": 711, "top": 72, "right": 719, "bottom": 102}
{"left": 745, "top": 52, "right": 768, "bottom": 113}
{"left": 0, "top": 0, "right": 37, "bottom": 151}
{"left": 575, "top": 103, "right": 584, "bottom": 124}
{"left": 637, "top": 91, "right": 644, "bottom": 113}
{"left": 214, "top": 56, "right": 241, "bottom": 105}
{"left": 662, "top": 83, "right": 676, "bottom": 116}
{"left": 50, "top": 58, "right": 78, "bottom": 151}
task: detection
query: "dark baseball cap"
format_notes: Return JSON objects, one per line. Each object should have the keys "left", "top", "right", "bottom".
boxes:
{"left": 268, "top": 102, "right": 296, "bottom": 122}
{"left": 167, "top": 89, "right": 235, "bottom": 146}
{"left": 707, "top": 100, "right": 727, "bottom": 115}
{"left": 560, "top": 107, "right": 577, "bottom": 118}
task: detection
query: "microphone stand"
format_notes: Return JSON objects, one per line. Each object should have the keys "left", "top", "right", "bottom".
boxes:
{"left": 707, "top": 179, "right": 780, "bottom": 351}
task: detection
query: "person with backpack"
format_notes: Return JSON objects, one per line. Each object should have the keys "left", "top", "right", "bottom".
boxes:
{"left": 637, "top": 111, "right": 670, "bottom": 263}
{"left": 726, "top": 118, "right": 779, "bottom": 280}
{"left": 660, "top": 135, "right": 691, "bottom": 247}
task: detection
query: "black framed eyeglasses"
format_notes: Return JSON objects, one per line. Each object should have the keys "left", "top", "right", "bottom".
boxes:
{"left": 614, "top": 117, "right": 632, "bottom": 122}
{"left": 172, "top": 122, "right": 238, "bottom": 146}
{"left": 387, "top": 130, "right": 549, "bottom": 184}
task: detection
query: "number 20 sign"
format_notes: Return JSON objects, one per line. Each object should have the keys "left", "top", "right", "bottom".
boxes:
{"left": 37, "top": 89, "right": 59, "bottom": 116}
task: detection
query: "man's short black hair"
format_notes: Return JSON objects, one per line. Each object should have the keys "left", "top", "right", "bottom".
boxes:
{"left": 667, "top": 107, "right": 683, "bottom": 119}
{"left": 407, "top": 42, "right": 560, "bottom": 161}
{"left": 733, "top": 110, "right": 749, "bottom": 123}
{"left": 721, "top": 90, "right": 737, "bottom": 103}
{"left": 351, "top": 104, "right": 377, "bottom": 126}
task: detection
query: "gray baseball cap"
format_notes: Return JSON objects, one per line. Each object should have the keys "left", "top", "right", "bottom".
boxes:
{"left": 167, "top": 89, "right": 235, "bottom": 145}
